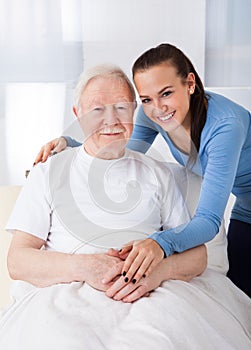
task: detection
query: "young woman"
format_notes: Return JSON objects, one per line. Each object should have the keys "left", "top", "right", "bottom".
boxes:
{"left": 35, "top": 43, "right": 251, "bottom": 297}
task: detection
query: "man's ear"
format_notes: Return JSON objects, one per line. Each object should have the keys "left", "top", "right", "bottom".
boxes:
{"left": 73, "top": 106, "right": 78, "bottom": 117}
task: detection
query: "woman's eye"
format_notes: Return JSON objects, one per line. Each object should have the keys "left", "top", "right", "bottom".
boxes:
{"left": 162, "top": 91, "right": 172, "bottom": 97}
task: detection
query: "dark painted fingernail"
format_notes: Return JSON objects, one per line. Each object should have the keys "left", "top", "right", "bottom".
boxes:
{"left": 132, "top": 279, "right": 136, "bottom": 284}
{"left": 143, "top": 274, "right": 146, "bottom": 278}
{"left": 122, "top": 271, "right": 126, "bottom": 276}
{"left": 33, "top": 163, "right": 36, "bottom": 166}
{"left": 52, "top": 151, "right": 57, "bottom": 155}
{"left": 119, "top": 249, "right": 122, "bottom": 252}
{"left": 124, "top": 277, "right": 129, "bottom": 283}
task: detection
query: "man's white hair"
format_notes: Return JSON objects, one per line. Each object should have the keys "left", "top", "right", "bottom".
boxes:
{"left": 74, "top": 64, "right": 136, "bottom": 111}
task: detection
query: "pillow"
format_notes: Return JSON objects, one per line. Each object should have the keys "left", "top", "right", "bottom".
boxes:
{"left": 166, "top": 162, "right": 229, "bottom": 274}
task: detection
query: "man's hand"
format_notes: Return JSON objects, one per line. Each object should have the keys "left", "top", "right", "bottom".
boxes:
{"left": 34, "top": 137, "right": 67, "bottom": 165}
{"left": 83, "top": 253, "right": 124, "bottom": 291}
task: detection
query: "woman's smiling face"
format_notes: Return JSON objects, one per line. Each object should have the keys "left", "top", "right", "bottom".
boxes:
{"left": 134, "top": 62, "right": 195, "bottom": 133}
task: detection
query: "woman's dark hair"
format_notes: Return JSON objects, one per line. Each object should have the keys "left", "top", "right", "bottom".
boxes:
{"left": 132, "top": 43, "right": 208, "bottom": 165}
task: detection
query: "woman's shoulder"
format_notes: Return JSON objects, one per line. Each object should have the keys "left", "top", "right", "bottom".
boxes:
{"left": 206, "top": 91, "right": 250, "bottom": 120}
{"left": 198, "top": 92, "right": 251, "bottom": 151}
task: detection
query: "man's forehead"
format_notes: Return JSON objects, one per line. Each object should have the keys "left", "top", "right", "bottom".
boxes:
{"left": 79, "top": 77, "right": 134, "bottom": 108}
{"left": 85, "top": 93, "right": 130, "bottom": 103}
{"left": 84, "top": 76, "right": 130, "bottom": 93}
{"left": 81, "top": 88, "right": 132, "bottom": 106}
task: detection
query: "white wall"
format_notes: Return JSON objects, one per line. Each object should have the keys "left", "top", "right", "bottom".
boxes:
{"left": 81, "top": 0, "right": 206, "bottom": 83}
{"left": 0, "top": 0, "right": 207, "bottom": 186}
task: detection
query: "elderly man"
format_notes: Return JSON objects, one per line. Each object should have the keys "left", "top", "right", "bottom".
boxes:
{"left": 5, "top": 64, "right": 203, "bottom": 293}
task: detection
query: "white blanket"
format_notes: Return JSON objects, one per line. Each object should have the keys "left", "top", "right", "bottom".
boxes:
{"left": 0, "top": 268, "right": 250, "bottom": 350}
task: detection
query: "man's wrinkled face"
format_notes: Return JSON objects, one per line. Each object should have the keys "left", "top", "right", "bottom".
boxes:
{"left": 76, "top": 76, "right": 135, "bottom": 159}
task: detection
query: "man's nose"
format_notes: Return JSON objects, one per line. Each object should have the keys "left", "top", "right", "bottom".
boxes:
{"left": 103, "top": 105, "right": 119, "bottom": 124}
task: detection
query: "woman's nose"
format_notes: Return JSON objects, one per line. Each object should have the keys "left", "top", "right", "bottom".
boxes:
{"left": 153, "top": 99, "right": 168, "bottom": 113}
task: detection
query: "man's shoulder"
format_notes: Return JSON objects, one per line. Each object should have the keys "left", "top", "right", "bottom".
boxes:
{"left": 34, "top": 147, "right": 80, "bottom": 177}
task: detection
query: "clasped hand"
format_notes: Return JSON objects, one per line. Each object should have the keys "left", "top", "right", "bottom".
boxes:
{"left": 119, "top": 238, "right": 164, "bottom": 283}
{"left": 101, "top": 238, "right": 165, "bottom": 302}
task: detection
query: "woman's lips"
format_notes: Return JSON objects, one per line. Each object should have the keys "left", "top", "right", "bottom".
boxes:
{"left": 157, "top": 110, "right": 176, "bottom": 122}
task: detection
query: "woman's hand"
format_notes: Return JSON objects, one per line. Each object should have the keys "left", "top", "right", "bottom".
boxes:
{"left": 104, "top": 244, "right": 207, "bottom": 303}
{"left": 118, "top": 238, "right": 164, "bottom": 284}
{"left": 105, "top": 260, "right": 165, "bottom": 303}
{"left": 34, "top": 137, "right": 67, "bottom": 165}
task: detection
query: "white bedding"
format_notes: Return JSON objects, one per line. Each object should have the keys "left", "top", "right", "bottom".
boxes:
{"left": 0, "top": 264, "right": 250, "bottom": 350}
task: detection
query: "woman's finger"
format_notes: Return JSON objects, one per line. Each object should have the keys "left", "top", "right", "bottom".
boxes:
{"left": 34, "top": 137, "right": 67, "bottom": 165}
{"left": 118, "top": 244, "right": 133, "bottom": 256}
{"left": 124, "top": 239, "right": 165, "bottom": 281}
{"left": 34, "top": 143, "right": 54, "bottom": 165}
{"left": 122, "top": 253, "right": 145, "bottom": 282}
{"left": 34, "top": 149, "right": 44, "bottom": 165}
{"left": 129, "top": 257, "right": 153, "bottom": 283}
{"left": 53, "top": 137, "right": 67, "bottom": 153}
{"left": 132, "top": 256, "right": 162, "bottom": 282}
{"left": 42, "top": 143, "right": 56, "bottom": 162}
{"left": 107, "top": 248, "right": 120, "bottom": 258}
